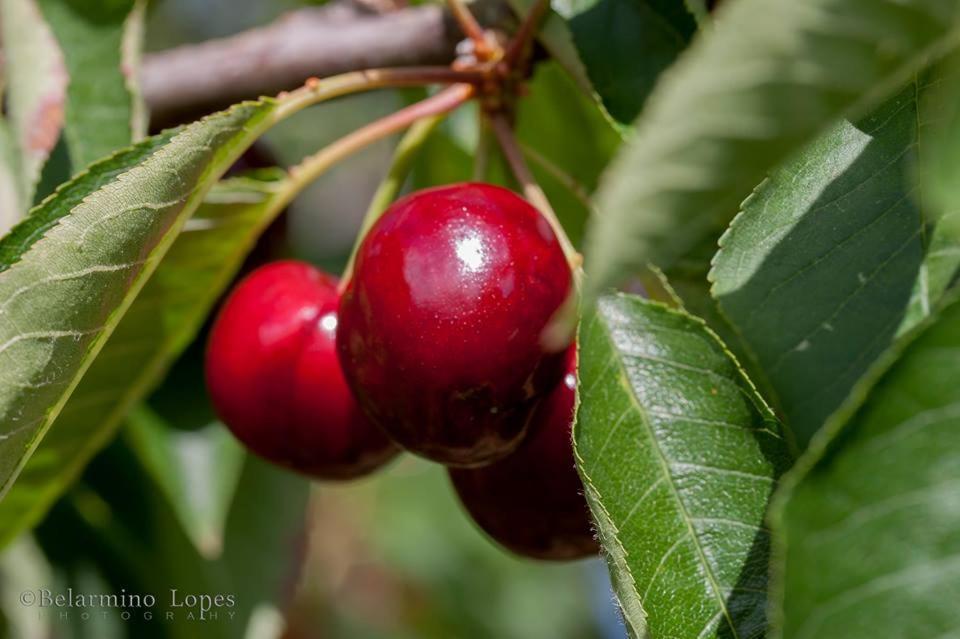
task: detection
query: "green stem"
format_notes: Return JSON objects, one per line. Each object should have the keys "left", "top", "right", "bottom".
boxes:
{"left": 489, "top": 113, "right": 581, "bottom": 351}
{"left": 519, "top": 141, "right": 594, "bottom": 211}
{"left": 279, "top": 84, "right": 474, "bottom": 209}
{"left": 272, "top": 67, "right": 483, "bottom": 122}
{"left": 489, "top": 113, "right": 577, "bottom": 262}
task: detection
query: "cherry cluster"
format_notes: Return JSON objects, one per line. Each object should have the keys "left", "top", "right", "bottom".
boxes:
{"left": 205, "top": 182, "right": 597, "bottom": 560}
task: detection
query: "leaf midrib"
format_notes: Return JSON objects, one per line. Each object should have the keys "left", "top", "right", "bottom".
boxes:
{"left": 600, "top": 300, "right": 741, "bottom": 639}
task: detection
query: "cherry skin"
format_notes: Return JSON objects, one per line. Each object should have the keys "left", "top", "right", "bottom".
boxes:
{"left": 449, "top": 348, "right": 598, "bottom": 560}
{"left": 336, "top": 182, "right": 573, "bottom": 466}
{"left": 205, "top": 261, "right": 399, "bottom": 479}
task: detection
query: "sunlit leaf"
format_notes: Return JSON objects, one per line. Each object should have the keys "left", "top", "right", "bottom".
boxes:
{"left": 576, "top": 293, "right": 792, "bottom": 638}
{"left": 0, "top": 173, "right": 289, "bottom": 547}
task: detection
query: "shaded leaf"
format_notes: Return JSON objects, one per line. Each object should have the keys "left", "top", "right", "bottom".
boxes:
{"left": 585, "top": 0, "right": 960, "bottom": 300}
{"left": 38, "top": 434, "right": 308, "bottom": 639}
{"left": 914, "top": 56, "right": 960, "bottom": 318}
{"left": 516, "top": 61, "right": 622, "bottom": 246}
{"left": 562, "top": 0, "right": 696, "bottom": 123}
{"left": 0, "top": 172, "right": 289, "bottom": 546}
{"left": 126, "top": 405, "right": 245, "bottom": 559}
{"left": 771, "top": 293, "right": 960, "bottom": 639}
{"left": 576, "top": 294, "right": 792, "bottom": 639}
{"left": 710, "top": 84, "right": 926, "bottom": 447}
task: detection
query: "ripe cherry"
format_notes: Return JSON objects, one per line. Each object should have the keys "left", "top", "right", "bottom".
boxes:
{"left": 205, "top": 261, "right": 398, "bottom": 479}
{"left": 336, "top": 183, "right": 573, "bottom": 466}
{"left": 449, "top": 348, "right": 598, "bottom": 560}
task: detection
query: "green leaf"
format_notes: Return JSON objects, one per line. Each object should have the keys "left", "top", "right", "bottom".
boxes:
{"left": 516, "top": 61, "right": 622, "bottom": 246}
{"left": 0, "top": 172, "right": 289, "bottom": 547}
{"left": 576, "top": 294, "right": 792, "bottom": 639}
{"left": 0, "top": 122, "right": 20, "bottom": 235}
{"left": 0, "top": 537, "right": 53, "bottom": 638}
{"left": 126, "top": 405, "right": 245, "bottom": 559}
{"left": 710, "top": 84, "right": 927, "bottom": 448}
{"left": 915, "top": 57, "right": 960, "bottom": 317}
{"left": 39, "top": 435, "right": 308, "bottom": 639}
{"left": 0, "top": 99, "right": 281, "bottom": 518}
{"left": 770, "top": 293, "right": 960, "bottom": 639}
{"left": 0, "top": 0, "right": 67, "bottom": 210}
{"left": 584, "top": 0, "right": 960, "bottom": 300}
{"left": 37, "top": 0, "right": 146, "bottom": 169}
{"left": 562, "top": 0, "right": 696, "bottom": 123}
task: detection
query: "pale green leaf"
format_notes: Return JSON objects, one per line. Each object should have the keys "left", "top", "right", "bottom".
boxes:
{"left": 770, "top": 293, "right": 960, "bottom": 639}
{"left": 585, "top": 0, "right": 960, "bottom": 300}
{"left": 0, "top": 0, "right": 67, "bottom": 210}
{"left": 37, "top": 0, "right": 145, "bottom": 169}
{"left": 914, "top": 56, "right": 960, "bottom": 318}
{"left": 0, "top": 121, "right": 20, "bottom": 235}
{"left": 0, "top": 172, "right": 289, "bottom": 546}
{"left": 576, "top": 294, "right": 792, "bottom": 639}
{"left": 126, "top": 405, "right": 245, "bottom": 560}
{"left": 0, "top": 99, "right": 279, "bottom": 514}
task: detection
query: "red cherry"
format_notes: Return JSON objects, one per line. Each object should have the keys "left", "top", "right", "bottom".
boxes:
{"left": 205, "top": 261, "right": 398, "bottom": 479}
{"left": 336, "top": 183, "right": 573, "bottom": 466}
{"left": 449, "top": 348, "right": 598, "bottom": 560}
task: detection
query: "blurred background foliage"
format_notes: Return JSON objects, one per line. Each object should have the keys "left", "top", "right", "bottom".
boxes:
{"left": 0, "top": 0, "right": 625, "bottom": 637}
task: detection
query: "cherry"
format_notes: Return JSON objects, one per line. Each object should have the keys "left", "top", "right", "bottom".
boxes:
{"left": 336, "top": 182, "right": 573, "bottom": 466}
{"left": 449, "top": 348, "right": 598, "bottom": 560}
{"left": 205, "top": 261, "right": 398, "bottom": 479}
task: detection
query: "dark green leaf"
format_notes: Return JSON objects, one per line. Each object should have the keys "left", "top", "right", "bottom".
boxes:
{"left": 563, "top": 0, "right": 696, "bottom": 123}
{"left": 710, "top": 84, "right": 926, "bottom": 447}
{"left": 576, "top": 294, "right": 792, "bottom": 638}
{"left": 585, "top": 0, "right": 960, "bottom": 300}
{"left": 771, "top": 293, "right": 960, "bottom": 639}
{"left": 517, "top": 61, "right": 623, "bottom": 245}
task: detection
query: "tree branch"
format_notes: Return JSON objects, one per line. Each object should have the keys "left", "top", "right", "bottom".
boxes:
{"left": 141, "top": 1, "right": 510, "bottom": 127}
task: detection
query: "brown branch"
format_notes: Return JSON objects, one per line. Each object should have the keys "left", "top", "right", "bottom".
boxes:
{"left": 141, "top": 0, "right": 511, "bottom": 127}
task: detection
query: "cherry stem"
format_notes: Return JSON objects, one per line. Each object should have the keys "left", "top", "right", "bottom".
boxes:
{"left": 274, "top": 67, "right": 483, "bottom": 122}
{"left": 488, "top": 113, "right": 578, "bottom": 262}
{"left": 519, "top": 142, "right": 593, "bottom": 211}
{"left": 502, "top": 0, "right": 550, "bottom": 68}
{"left": 338, "top": 113, "right": 449, "bottom": 293}
{"left": 284, "top": 84, "right": 474, "bottom": 200}
{"left": 446, "top": 0, "right": 490, "bottom": 52}
{"left": 490, "top": 111, "right": 581, "bottom": 351}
